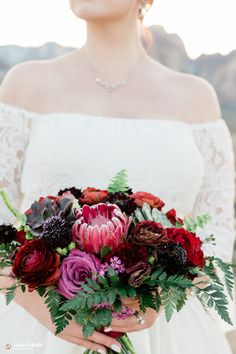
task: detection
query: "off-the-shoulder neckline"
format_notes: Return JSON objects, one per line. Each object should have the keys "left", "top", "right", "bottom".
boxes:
{"left": 0, "top": 101, "right": 226, "bottom": 128}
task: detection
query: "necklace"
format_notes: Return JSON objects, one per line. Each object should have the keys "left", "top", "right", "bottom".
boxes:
{"left": 81, "top": 47, "right": 146, "bottom": 93}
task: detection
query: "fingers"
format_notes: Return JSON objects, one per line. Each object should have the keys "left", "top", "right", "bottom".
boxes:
{"left": 57, "top": 334, "right": 108, "bottom": 354}
{"left": 57, "top": 322, "right": 122, "bottom": 353}
{"left": 192, "top": 275, "right": 210, "bottom": 289}
{"left": 88, "top": 330, "right": 122, "bottom": 353}
{"left": 122, "top": 296, "right": 139, "bottom": 306}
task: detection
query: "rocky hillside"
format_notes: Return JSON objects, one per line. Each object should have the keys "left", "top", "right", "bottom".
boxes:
{"left": 0, "top": 25, "right": 235, "bottom": 127}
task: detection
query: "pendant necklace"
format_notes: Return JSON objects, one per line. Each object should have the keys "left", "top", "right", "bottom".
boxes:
{"left": 81, "top": 47, "right": 146, "bottom": 93}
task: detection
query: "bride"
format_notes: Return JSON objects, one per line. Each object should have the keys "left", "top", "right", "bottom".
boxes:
{"left": 0, "top": 0, "right": 235, "bottom": 353}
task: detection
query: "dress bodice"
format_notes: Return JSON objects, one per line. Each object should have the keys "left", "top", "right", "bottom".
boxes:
{"left": 20, "top": 113, "right": 204, "bottom": 218}
{"left": 0, "top": 101, "right": 235, "bottom": 264}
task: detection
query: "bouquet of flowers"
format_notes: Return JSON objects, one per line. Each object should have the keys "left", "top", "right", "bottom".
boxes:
{"left": 0, "top": 169, "right": 234, "bottom": 354}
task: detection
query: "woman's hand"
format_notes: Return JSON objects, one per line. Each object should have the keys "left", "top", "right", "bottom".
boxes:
{"left": 56, "top": 320, "right": 122, "bottom": 354}
{"left": 107, "top": 297, "right": 161, "bottom": 333}
{"left": 0, "top": 277, "right": 122, "bottom": 354}
{"left": 186, "top": 275, "right": 211, "bottom": 296}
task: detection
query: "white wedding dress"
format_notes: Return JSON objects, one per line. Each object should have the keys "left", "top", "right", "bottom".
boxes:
{"left": 0, "top": 101, "right": 235, "bottom": 354}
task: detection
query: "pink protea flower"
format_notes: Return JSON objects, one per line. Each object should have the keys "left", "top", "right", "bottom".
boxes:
{"left": 72, "top": 203, "right": 132, "bottom": 254}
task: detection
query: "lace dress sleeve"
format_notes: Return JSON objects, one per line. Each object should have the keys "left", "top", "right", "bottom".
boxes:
{"left": 0, "top": 102, "right": 36, "bottom": 223}
{"left": 191, "top": 119, "right": 236, "bottom": 263}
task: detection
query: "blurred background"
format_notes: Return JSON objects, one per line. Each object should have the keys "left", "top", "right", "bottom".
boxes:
{"left": 0, "top": 0, "right": 236, "bottom": 351}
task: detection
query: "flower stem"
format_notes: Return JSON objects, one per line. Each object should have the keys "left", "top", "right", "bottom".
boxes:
{"left": 118, "top": 334, "right": 136, "bottom": 354}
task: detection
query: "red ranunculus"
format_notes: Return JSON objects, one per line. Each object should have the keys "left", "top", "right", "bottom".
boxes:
{"left": 12, "top": 239, "right": 60, "bottom": 292}
{"left": 166, "top": 209, "right": 184, "bottom": 226}
{"left": 79, "top": 187, "right": 109, "bottom": 205}
{"left": 166, "top": 228, "right": 204, "bottom": 268}
{"left": 129, "top": 191, "right": 165, "bottom": 210}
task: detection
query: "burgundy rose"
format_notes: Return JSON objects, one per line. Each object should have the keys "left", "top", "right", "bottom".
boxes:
{"left": 129, "top": 191, "right": 165, "bottom": 210}
{"left": 57, "top": 249, "right": 101, "bottom": 299}
{"left": 130, "top": 220, "right": 168, "bottom": 247}
{"left": 126, "top": 261, "right": 152, "bottom": 287}
{"left": 166, "top": 228, "right": 204, "bottom": 268}
{"left": 12, "top": 239, "right": 60, "bottom": 292}
{"left": 79, "top": 187, "right": 109, "bottom": 206}
{"left": 166, "top": 209, "right": 184, "bottom": 226}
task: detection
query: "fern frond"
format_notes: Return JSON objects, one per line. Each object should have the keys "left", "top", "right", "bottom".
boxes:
{"left": 183, "top": 213, "right": 211, "bottom": 232}
{"left": 107, "top": 169, "right": 130, "bottom": 193}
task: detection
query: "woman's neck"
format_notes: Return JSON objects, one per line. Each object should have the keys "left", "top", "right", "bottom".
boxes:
{"left": 83, "top": 20, "right": 148, "bottom": 76}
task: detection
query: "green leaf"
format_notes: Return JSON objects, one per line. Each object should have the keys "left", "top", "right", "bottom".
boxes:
{"left": 86, "top": 278, "right": 101, "bottom": 291}
{"left": 214, "top": 258, "right": 234, "bottom": 300}
{"left": 107, "top": 169, "right": 130, "bottom": 193}
{"left": 21, "top": 285, "right": 26, "bottom": 293}
{"left": 80, "top": 283, "right": 94, "bottom": 294}
{"left": 161, "top": 288, "right": 180, "bottom": 322}
{"left": 82, "top": 320, "right": 95, "bottom": 338}
{"left": 37, "top": 287, "right": 47, "bottom": 297}
{"left": 5, "top": 287, "right": 17, "bottom": 305}
{"left": 93, "top": 293, "right": 101, "bottom": 306}
{"left": 100, "top": 245, "right": 111, "bottom": 259}
{"left": 113, "top": 298, "right": 122, "bottom": 313}
{"left": 75, "top": 309, "right": 91, "bottom": 326}
{"left": 126, "top": 286, "right": 137, "bottom": 298}
{"left": 98, "top": 276, "right": 109, "bottom": 289}
{"left": 0, "top": 189, "right": 27, "bottom": 225}
{"left": 108, "top": 289, "right": 117, "bottom": 305}
{"left": 133, "top": 203, "right": 172, "bottom": 227}
{"left": 200, "top": 284, "right": 233, "bottom": 325}
{"left": 116, "top": 287, "right": 127, "bottom": 299}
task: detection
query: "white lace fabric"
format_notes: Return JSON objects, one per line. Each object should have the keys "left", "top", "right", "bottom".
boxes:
{"left": 190, "top": 121, "right": 236, "bottom": 262}
{"left": 0, "top": 103, "right": 37, "bottom": 223}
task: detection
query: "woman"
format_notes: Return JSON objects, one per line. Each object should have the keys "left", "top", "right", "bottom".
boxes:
{"left": 0, "top": 0, "right": 235, "bottom": 353}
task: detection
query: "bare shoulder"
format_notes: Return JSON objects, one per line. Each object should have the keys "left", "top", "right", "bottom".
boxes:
{"left": 175, "top": 71, "right": 222, "bottom": 124}
{"left": 0, "top": 54, "right": 64, "bottom": 112}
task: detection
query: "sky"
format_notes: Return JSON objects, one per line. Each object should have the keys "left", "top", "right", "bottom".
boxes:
{"left": 0, "top": 0, "right": 235, "bottom": 59}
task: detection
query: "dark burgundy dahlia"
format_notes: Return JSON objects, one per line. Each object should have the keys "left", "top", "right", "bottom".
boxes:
{"left": 0, "top": 223, "right": 17, "bottom": 244}
{"left": 104, "top": 191, "right": 137, "bottom": 215}
{"left": 58, "top": 187, "right": 83, "bottom": 199}
{"left": 156, "top": 241, "right": 187, "bottom": 273}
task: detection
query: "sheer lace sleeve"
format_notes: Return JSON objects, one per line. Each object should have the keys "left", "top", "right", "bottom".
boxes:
{"left": 0, "top": 102, "right": 36, "bottom": 223}
{"left": 191, "top": 119, "right": 236, "bottom": 263}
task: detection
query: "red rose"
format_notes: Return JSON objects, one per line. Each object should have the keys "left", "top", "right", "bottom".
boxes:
{"left": 166, "top": 209, "right": 183, "bottom": 226}
{"left": 79, "top": 187, "right": 109, "bottom": 206}
{"left": 12, "top": 239, "right": 60, "bottom": 292}
{"left": 166, "top": 228, "right": 204, "bottom": 268}
{"left": 129, "top": 191, "right": 165, "bottom": 210}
